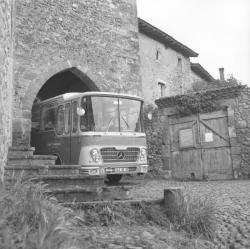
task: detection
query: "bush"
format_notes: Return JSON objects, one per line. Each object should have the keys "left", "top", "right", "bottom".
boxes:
{"left": 0, "top": 179, "right": 83, "bottom": 249}
{"left": 165, "top": 190, "right": 216, "bottom": 239}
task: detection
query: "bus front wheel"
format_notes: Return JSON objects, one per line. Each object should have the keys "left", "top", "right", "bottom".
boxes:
{"left": 107, "top": 174, "right": 122, "bottom": 184}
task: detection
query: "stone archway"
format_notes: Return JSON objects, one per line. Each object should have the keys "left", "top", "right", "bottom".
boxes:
{"left": 12, "top": 63, "right": 99, "bottom": 148}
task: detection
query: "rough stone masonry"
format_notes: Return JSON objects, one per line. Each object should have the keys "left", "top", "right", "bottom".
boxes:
{"left": 0, "top": 0, "right": 13, "bottom": 182}
{"left": 12, "top": 0, "right": 141, "bottom": 147}
{"left": 0, "top": 0, "right": 141, "bottom": 179}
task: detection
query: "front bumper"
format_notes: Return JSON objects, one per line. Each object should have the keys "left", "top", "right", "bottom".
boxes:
{"left": 79, "top": 163, "right": 148, "bottom": 176}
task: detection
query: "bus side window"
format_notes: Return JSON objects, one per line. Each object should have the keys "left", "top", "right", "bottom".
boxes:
{"left": 65, "top": 103, "right": 70, "bottom": 134}
{"left": 80, "top": 97, "right": 88, "bottom": 131}
{"left": 44, "top": 107, "right": 56, "bottom": 130}
{"left": 57, "top": 105, "right": 64, "bottom": 135}
{"left": 72, "top": 101, "right": 78, "bottom": 133}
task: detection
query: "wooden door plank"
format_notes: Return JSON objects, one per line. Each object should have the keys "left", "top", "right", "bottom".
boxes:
{"left": 199, "top": 119, "right": 229, "bottom": 142}
{"left": 169, "top": 117, "right": 197, "bottom": 125}
{"left": 200, "top": 110, "right": 227, "bottom": 120}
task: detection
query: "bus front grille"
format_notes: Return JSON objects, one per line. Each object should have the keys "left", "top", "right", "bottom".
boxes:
{"left": 100, "top": 147, "right": 140, "bottom": 163}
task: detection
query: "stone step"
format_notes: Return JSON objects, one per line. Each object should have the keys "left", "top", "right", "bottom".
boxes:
{"left": 46, "top": 165, "right": 81, "bottom": 175}
{"left": 100, "top": 185, "right": 132, "bottom": 201}
{"left": 64, "top": 199, "right": 162, "bottom": 209}
{"left": 7, "top": 154, "right": 57, "bottom": 166}
{"left": 5, "top": 165, "right": 81, "bottom": 175}
{"left": 49, "top": 185, "right": 132, "bottom": 203}
{"left": 5, "top": 165, "right": 49, "bottom": 178}
{"left": 4, "top": 165, "right": 87, "bottom": 180}
{"left": 32, "top": 175, "right": 105, "bottom": 188}
{"left": 49, "top": 186, "right": 102, "bottom": 202}
{"left": 8, "top": 146, "right": 35, "bottom": 157}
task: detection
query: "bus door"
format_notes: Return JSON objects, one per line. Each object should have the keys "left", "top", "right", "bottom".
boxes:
{"left": 70, "top": 100, "right": 81, "bottom": 164}
{"left": 55, "top": 103, "right": 71, "bottom": 164}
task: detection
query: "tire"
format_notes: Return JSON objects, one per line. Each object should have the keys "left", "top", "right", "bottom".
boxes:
{"left": 55, "top": 155, "right": 62, "bottom": 165}
{"left": 107, "top": 174, "right": 123, "bottom": 184}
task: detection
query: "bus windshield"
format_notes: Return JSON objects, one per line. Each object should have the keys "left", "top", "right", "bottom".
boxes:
{"left": 80, "top": 96, "right": 143, "bottom": 133}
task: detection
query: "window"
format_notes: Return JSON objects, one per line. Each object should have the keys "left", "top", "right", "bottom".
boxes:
{"left": 156, "top": 49, "right": 160, "bottom": 60}
{"left": 65, "top": 103, "right": 71, "bottom": 134}
{"left": 42, "top": 106, "right": 56, "bottom": 131}
{"left": 80, "top": 97, "right": 91, "bottom": 131}
{"left": 72, "top": 101, "right": 78, "bottom": 133}
{"left": 178, "top": 57, "right": 182, "bottom": 66}
{"left": 179, "top": 128, "right": 195, "bottom": 148}
{"left": 79, "top": 96, "right": 143, "bottom": 133}
{"left": 158, "top": 82, "right": 166, "bottom": 97}
{"left": 56, "top": 105, "right": 64, "bottom": 135}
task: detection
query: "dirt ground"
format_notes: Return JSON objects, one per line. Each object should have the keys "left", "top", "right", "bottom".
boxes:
{"left": 128, "top": 178, "right": 250, "bottom": 249}
{"left": 75, "top": 178, "right": 250, "bottom": 249}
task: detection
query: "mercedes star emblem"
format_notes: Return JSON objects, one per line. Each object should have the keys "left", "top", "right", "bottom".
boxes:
{"left": 117, "top": 151, "right": 125, "bottom": 159}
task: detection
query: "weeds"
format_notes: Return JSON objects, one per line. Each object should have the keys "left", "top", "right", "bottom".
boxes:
{"left": 79, "top": 191, "right": 215, "bottom": 240}
{"left": 0, "top": 179, "right": 83, "bottom": 249}
{"left": 165, "top": 190, "right": 216, "bottom": 239}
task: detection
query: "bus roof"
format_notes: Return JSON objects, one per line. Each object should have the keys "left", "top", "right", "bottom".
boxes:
{"left": 35, "top": 91, "right": 144, "bottom": 105}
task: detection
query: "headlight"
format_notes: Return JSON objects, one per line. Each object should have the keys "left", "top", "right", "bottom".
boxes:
{"left": 90, "top": 148, "right": 102, "bottom": 163}
{"left": 139, "top": 148, "right": 147, "bottom": 162}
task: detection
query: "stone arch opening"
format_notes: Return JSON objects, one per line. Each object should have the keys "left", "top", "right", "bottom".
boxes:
{"left": 30, "top": 67, "right": 99, "bottom": 151}
{"left": 35, "top": 67, "right": 99, "bottom": 102}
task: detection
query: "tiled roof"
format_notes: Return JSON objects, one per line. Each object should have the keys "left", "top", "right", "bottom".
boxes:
{"left": 191, "top": 63, "right": 215, "bottom": 82}
{"left": 138, "top": 18, "right": 198, "bottom": 58}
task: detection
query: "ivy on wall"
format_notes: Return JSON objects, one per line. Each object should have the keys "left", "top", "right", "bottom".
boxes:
{"left": 174, "top": 92, "right": 218, "bottom": 116}
{"left": 156, "top": 85, "right": 246, "bottom": 116}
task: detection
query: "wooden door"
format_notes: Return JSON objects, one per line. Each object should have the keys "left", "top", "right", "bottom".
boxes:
{"left": 199, "top": 111, "right": 232, "bottom": 179}
{"left": 169, "top": 110, "right": 233, "bottom": 180}
{"left": 169, "top": 115, "right": 203, "bottom": 179}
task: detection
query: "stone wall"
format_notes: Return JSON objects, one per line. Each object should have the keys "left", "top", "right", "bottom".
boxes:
{"left": 190, "top": 71, "right": 209, "bottom": 90}
{"left": 233, "top": 88, "right": 250, "bottom": 177}
{"left": 12, "top": 0, "right": 141, "bottom": 147}
{"left": 0, "top": 0, "right": 12, "bottom": 180}
{"left": 143, "top": 106, "right": 164, "bottom": 173}
{"left": 139, "top": 32, "right": 192, "bottom": 105}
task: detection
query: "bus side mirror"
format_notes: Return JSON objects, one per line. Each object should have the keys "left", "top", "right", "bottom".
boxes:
{"left": 77, "top": 107, "right": 85, "bottom": 116}
{"left": 147, "top": 112, "right": 152, "bottom": 120}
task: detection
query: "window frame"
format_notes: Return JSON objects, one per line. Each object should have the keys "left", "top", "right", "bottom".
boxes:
{"left": 56, "top": 105, "right": 65, "bottom": 135}
{"left": 64, "top": 102, "right": 71, "bottom": 135}
{"left": 72, "top": 101, "right": 79, "bottom": 133}
{"left": 158, "top": 82, "right": 166, "bottom": 97}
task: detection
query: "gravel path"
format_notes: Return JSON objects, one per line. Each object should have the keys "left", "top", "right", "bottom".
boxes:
{"left": 129, "top": 179, "right": 250, "bottom": 249}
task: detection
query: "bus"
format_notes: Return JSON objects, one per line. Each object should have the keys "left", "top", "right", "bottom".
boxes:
{"left": 31, "top": 92, "right": 148, "bottom": 183}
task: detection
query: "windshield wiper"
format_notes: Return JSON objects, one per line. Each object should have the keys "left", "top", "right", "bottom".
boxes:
{"left": 106, "top": 117, "right": 114, "bottom": 132}
{"left": 121, "top": 116, "right": 130, "bottom": 129}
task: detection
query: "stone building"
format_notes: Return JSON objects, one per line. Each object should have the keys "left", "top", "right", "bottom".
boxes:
{"left": 0, "top": 0, "right": 142, "bottom": 179}
{"left": 138, "top": 19, "right": 213, "bottom": 105}
{"left": 1, "top": 0, "right": 246, "bottom": 181}
{"left": 190, "top": 63, "right": 215, "bottom": 90}
{"left": 13, "top": 0, "right": 142, "bottom": 148}
{"left": 0, "top": 0, "right": 13, "bottom": 182}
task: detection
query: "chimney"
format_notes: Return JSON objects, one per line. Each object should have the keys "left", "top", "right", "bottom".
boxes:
{"left": 219, "top": 67, "right": 225, "bottom": 81}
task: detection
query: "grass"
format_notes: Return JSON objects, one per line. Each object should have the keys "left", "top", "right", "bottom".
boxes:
{"left": 0, "top": 179, "right": 216, "bottom": 249}
{"left": 0, "top": 179, "right": 83, "bottom": 249}
{"left": 76, "top": 201, "right": 171, "bottom": 227}
{"left": 76, "top": 192, "right": 215, "bottom": 240}
{"left": 164, "top": 189, "right": 216, "bottom": 239}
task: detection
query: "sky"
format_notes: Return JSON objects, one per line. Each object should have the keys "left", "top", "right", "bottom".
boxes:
{"left": 137, "top": 0, "right": 250, "bottom": 85}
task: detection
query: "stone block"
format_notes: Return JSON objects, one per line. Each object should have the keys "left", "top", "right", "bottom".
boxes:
{"left": 163, "top": 187, "right": 184, "bottom": 212}
{"left": 228, "top": 126, "right": 236, "bottom": 138}
{"left": 231, "top": 146, "right": 241, "bottom": 155}
{"left": 227, "top": 116, "right": 235, "bottom": 127}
